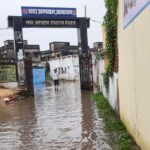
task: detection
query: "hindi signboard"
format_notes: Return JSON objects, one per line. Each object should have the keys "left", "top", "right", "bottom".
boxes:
{"left": 8, "top": 16, "right": 90, "bottom": 29}
{"left": 124, "top": 0, "right": 150, "bottom": 28}
{"left": 21, "top": 7, "right": 77, "bottom": 19}
{"left": 22, "top": 18, "right": 79, "bottom": 28}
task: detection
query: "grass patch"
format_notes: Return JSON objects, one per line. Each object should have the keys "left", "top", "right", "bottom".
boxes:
{"left": 93, "top": 92, "right": 140, "bottom": 150}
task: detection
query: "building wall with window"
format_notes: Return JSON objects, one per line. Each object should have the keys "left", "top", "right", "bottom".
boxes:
{"left": 24, "top": 45, "right": 41, "bottom": 64}
{"left": 49, "top": 42, "right": 70, "bottom": 57}
{"left": 118, "top": 0, "right": 150, "bottom": 149}
{"left": 49, "top": 55, "right": 79, "bottom": 81}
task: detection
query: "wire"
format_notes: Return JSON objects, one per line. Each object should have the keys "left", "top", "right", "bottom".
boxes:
{"left": 91, "top": 19, "right": 103, "bottom": 24}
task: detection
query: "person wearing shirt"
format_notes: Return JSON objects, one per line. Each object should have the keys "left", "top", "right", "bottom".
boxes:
{"left": 52, "top": 69, "right": 59, "bottom": 90}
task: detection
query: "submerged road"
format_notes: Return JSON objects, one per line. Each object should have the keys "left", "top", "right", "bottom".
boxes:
{"left": 0, "top": 82, "right": 111, "bottom": 150}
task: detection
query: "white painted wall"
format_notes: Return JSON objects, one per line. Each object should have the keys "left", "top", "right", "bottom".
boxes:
{"left": 98, "top": 59, "right": 107, "bottom": 97}
{"left": 100, "top": 75, "right": 107, "bottom": 98}
{"left": 92, "top": 54, "right": 96, "bottom": 84}
{"left": 0, "top": 82, "right": 18, "bottom": 88}
{"left": 118, "top": 0, "right": 150, "bottom": 148}
{"left": 99, "top": 59, "right": 105, "bottom": 74}
{"left": 109, "top": 72, "right": 119, "bottom": 113}
{"left": 49, "top": 55, "right": 79, "bottom": 81}
{"left": 98, "top": 59, "right": 119, "bottom": 113}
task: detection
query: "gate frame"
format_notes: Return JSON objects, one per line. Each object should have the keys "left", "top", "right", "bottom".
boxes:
{"left": 8, "top": 15, "right": 93, "bottom": 90}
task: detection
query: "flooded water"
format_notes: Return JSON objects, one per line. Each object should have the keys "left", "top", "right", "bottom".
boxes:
{"left": 0, "top": 82, "right": 111, "bottom": 150}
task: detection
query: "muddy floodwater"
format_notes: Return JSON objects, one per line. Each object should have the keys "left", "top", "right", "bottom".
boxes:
{"left": 0, "top": 82, "right": 111, "bottom": 150}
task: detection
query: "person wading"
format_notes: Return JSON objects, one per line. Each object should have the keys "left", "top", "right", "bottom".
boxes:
{"left": 52, "top": 69, "right": 59, "bottom": 91}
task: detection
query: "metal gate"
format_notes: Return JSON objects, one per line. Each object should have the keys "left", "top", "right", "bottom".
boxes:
{"left": 79, "top": 54, "right": 93, "bottom": 90}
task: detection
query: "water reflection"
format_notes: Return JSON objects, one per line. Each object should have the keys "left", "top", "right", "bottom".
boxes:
{"left": 0, "top": 96, "right": 36, "bottom": 150}
{"left": 0, "top": 81, "right": 111, "bottom": 150}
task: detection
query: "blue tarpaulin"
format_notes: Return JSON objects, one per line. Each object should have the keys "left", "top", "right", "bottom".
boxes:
{"left": 33, "top": 67, "right": 46, "bottom": 84}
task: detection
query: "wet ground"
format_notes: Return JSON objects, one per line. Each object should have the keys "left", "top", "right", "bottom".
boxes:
{"left": 0, "top": 81, "right": 111, "bottom": 150}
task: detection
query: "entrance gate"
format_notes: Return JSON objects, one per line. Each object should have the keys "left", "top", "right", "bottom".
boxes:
{"left": 8, "top": 7, "right": 93, "bottom": 91}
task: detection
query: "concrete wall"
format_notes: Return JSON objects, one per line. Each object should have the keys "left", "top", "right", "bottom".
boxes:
{"left": 98, "top": 58, "right": 108, "bottom": 98}
{"left": 92, "top": 53, "right": 100, "bottom": 88}
{"left": 109, "top": 73, "right": 119, "bottom": 113}
{"left": 49, "top": 55, "right": 79, "bottom": 81}
{"left": 118, "top": 0, "right": 150, "bottom": 149}
{"left": 100, "top": 23, "right": 119, "bottom": 113}
{"left": 0, "top": 82, "right": 18, "bottom": 88}
{"left": 99, "top": 59, "right": 119, "bottom": 111}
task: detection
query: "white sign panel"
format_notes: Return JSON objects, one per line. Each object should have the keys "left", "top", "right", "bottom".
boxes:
{"left": 124, "top": 0, "right": 150, "bottom": 28}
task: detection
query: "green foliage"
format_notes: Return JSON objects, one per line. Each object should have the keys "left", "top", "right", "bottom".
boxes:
{"left": 103, "top": 0, "right": 118, "bottom": 91}
{"left": 0, "top": 65, "right": 17, "bottom": 82}
{"left": 103, "top": 64, "right": 112, "bottom": 93}
{"left": 96, "top": 51, "right": 104, "bottom": 60}
{"left": 93, "top": 93, "right": 139, "bottom": 150}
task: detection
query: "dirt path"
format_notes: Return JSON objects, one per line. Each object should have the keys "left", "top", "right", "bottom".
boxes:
{"left": 0, "top": 88, "right": 18, "bottom": 100}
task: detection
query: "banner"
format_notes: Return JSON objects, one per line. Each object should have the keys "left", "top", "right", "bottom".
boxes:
{"left": 124, "top": 0, "right": 150, "bottom": 28}
{"left": 22, "top": 7, "right": 77, "bottom": 19}
{"left": 0, "top": 65, "right": 16, "bottom": 83}
{"left": 22, "top": 19, "right": 78, "bottom": 28}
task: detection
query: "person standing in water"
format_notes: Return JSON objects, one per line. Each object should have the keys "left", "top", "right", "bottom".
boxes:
{"left": 52, "top": 69, "right": 59, "bottom": 91}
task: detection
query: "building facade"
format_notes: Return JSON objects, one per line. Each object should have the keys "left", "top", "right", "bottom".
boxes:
{"left": 0, "top": 40, "right": 16, "bottom": 62}
{"left": 0, "top": 40, "right": 41, "bottom": 65}
{"left": 49, "top": 55, "right": 79, "bottom": 81}
{"left": 49, "top": 42, "right": 70, "bottom": 57}
{"left": 118, "top": 0, "right": 150, "bottom": 149}
{"left": 24, "top": 44, "right": 41, "bottom": 65}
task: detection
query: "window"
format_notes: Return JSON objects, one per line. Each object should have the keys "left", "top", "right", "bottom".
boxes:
{"left": 34, "top": 53, "right": 39, "bottom": 58}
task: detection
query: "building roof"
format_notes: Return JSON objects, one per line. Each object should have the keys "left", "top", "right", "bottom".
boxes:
{"left": 50, "top": 41, "right": 70, "bottom": 44}
{"left": 24, "top": 45, "right": 40, "bottom": 50}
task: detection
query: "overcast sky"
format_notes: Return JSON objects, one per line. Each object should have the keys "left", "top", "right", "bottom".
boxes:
{"left": 0, "top": 0, "right": 106, "bottom": 50}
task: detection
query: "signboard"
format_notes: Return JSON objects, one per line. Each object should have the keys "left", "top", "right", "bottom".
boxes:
{"left": 124, "top": 0, "right": 150, "bottom": 28}
{"left": 22, "top": 19, "right": 79, "bottom": 28}
{"left": 8, "top": 16, "right": 90, "bottom": 28}
{"left": 0, "top": 65, "right": 16, "bottom": 83}
{"left": 21, "top": 7, "right": 77, "bottom": 19}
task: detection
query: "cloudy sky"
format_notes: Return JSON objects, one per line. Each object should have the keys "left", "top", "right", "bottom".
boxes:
{"left": 0, "top": 0, "right": 106, "bottom": 50}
